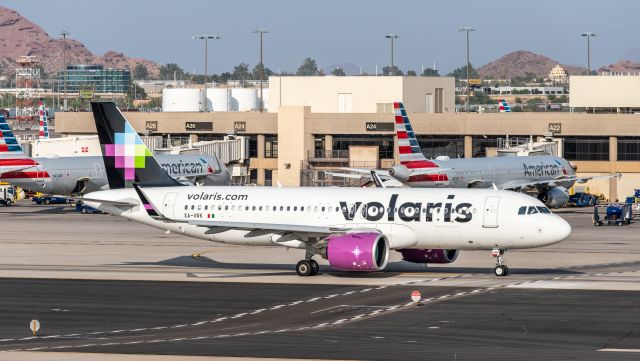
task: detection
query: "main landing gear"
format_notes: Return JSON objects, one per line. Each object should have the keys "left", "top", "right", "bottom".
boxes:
{"left": 296, "top": 259, "right": 320, "bottom": 276}
{"left": 492, "top": 249, "right": 509, "bottom": 277}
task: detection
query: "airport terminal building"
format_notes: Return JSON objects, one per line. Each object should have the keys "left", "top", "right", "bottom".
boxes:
{"left": 55, "top": 76, "right": 640, "bottom": 201}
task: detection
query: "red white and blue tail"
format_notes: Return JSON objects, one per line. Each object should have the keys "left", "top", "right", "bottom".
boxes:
{"left": 394, "top": 102, "right": 437, "bottom": 169}
{"left": 498, "top": 99, "right": 511, "bottom": 113}
{"left": 0, "top": 115, "right": 25, "bottom": 158}
{"left": 38, "top": 99, "right": 49, "bottom": 139}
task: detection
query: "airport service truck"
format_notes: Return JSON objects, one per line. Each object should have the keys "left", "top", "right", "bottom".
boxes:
{"left": 0, "top": 184, "right": 16, "bottom": 206}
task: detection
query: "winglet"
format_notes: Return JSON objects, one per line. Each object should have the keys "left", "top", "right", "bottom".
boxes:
{"left": 370, "top": 170, "right": 386, "bottom": 188}
{"left": 133, "top": 183, "right": 166, "bottom": 220}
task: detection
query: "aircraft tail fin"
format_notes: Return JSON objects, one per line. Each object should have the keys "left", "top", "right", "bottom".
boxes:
{"left": 90, "top": 101, "right": 181, "bottom": 189}
{"left": 38, "top": 99, "right": 49, "bottom": 139}
{"left": 132, "top": 183, "right": 167, "bottom": 219}
{"left": 393, "top": 102, "right": 438, "bottom": 169}
{"left": 0, "top": 115, "right": 26, "bottom": 158}
{"left": 498, "top": 99, "right": 511, "bottom": 113}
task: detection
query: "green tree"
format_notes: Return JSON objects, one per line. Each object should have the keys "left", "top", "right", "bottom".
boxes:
{"left": 252, "top": 63, "right": 274, "bottom": 79}
{"left": 231, "top": 63, "right": 251, "bottom": 86}
{"left": 133, "top": 63, "right": 149, "bottom": 80}
{"left": 159, "top": 63, "right": 184, "bottom": 80}
{"left": 127, "top": 82, "right": 147, "bottom": 100}
{"left": 469, "top": 91, "right": 492, "bottom": 105}
{"left": 422, "top": 68, "right": 440, "bottom": 76}
{"left": 557, "top": 95, "right": 569, "bottom": 103}
{"left": 547, "top": 94, "right": 557, "bottom": 102}
{"left": 331, "top": 67, "right": 346, "bottom": 76}
{"left": 406, "top": 70, "right": 417, "bottom": 76}
{"left": 382, "top": 65, "right": 403, "bottom": 76}
{"left": 447, "top": 64, "right": 478, "bottom": 80}
{"left": 296, "top": 58, "right": 320, "bottom": 76}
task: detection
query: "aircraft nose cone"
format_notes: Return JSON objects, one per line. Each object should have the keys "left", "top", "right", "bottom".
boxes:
{"left": 553, "top": 217, "right": 572, "bottom": 242}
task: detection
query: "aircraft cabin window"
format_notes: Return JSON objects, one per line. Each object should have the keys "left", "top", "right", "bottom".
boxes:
{"left": 245, "top": 206, "right": 249, "bottom": 211}
{"left": 198, "top": 205, "right": 202, "bottom": 211}
{"left": 280, "top": 206, "right": 284, "bottom": 211}
{"left": 518, "top": 206, "right": 527, "bottom": 215}
{"left": 321, "top": 207, "right": 325, "bottom": 212}
{"left": 314, "top": 206, "right": 318, "bottom": 212}
{"left": 301, "top": 206, "right": 305, "bottom": 211}
{"left": 204, "top": 205, "right": 208, "bottom": 210}
{"left": 294, "top": 206, "right": 297, "bottom": 211}
{"left": 232, "top": 205, "right": 236, "bottom": 211}
{"left": 259, "top": 206, "right": 263, "bottom": 211}
{"left": 537, "top": 206, "right": 551, "bottom": 214}
{"left": 527, "top": 206, "right": 538, "bottom": 215}
{"left": 252, "top": 206, "right": 256, "bottom": 211}
{"left": 225, "top": 205, "right": 229, "bottom": 211}
{"left": 266, "top": 206, "right": 270, "bottom": 211}
{"left": 218, "top": 205, "right": 222, "bottom": 211}
{"left": 287, "top": 206, "right": 290, "bottom": 211}
{"left": 184, "top": 205, "right": 188, "bottom": 210}
{"left": 191, "top": 205, "right": 195, "bottom": 210}
{"left": 335, "top": 207, "right": 339, "bottom": 212}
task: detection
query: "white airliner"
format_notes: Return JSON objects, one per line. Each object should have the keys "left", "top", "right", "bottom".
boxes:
{"left": 83, "top": 102, "right": 572, "bottom": 277}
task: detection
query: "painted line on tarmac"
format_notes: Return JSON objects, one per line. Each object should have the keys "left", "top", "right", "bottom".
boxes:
{"left": 0, "top": 273, "right": 464, "bottom": 346}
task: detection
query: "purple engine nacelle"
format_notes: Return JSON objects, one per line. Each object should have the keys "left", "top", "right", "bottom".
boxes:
{"left": 326, "top": 232, "right": 389, "bottom": 271}
{"left": 399, "top": 249, "right": 460, "bottom": 264}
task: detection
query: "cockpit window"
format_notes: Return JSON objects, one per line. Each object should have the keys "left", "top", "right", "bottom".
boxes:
{"left": 527, "top": 206, "right": 538, "bottom": 215}
{"left": 518, "top": 206, "right": 526, "bottom": 215}
{"left": 537, "top": 206, "right": 551, "bottom": 214}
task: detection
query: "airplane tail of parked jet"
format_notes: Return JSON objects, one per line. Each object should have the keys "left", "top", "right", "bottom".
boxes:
{"left": 498, "top": 99, "right": 511, "bottom": 112}
{"left": 38, "top": 99, "right": 49, "bottom": 139}
{"left": 0, "top": 115, "right": 26, "bottom": 158}
{"left": 91, "top": 101, "right": 181, "bottom": 189}
{"left": 390, "top": 102, "right": 448, "bottom": 185}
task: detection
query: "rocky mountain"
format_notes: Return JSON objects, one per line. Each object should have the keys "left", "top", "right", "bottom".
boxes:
{"left": 0, "top": 6, "right": 159, "bottom": 77}
{"left": 477, "top": 50, "right": 586, "bottom": 79}
{"left": 598, "top": 60, "right": 640, "bottom": 74}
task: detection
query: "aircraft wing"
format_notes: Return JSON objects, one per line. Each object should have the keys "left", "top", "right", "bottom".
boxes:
{"left": 0, "top": 165, "right": 34, "bottom": 175}
{"left": 338, "top": 167, "right": 390, "bottom": 176}
{"left": 500, "top": 173, "right": 621, "bottom": 190}
{"left": 189, "top": 220, "right": 352, "bottom": 235}
{"left": 323, "top": 171, "right": 372, "bottom": 179}
{"left": 81, "top": 197, "right": 139, "bottom": 207}
{"left": 409, "top": 167, "right": 451, "bottom": 176}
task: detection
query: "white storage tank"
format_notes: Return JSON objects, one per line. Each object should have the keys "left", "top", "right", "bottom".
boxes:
{"left": 230, "top": 88, "right": 258, "bottom": 111}
{"left": 206, "top": 88, "right": 231, "bottom": 112}
{"left": 259, "top": 88, "right": 269, "bottom": 111}
{"left": 162, "top": 88, "right": 202, "bottom": 112}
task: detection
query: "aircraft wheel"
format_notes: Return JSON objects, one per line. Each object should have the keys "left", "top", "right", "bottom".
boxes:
{"left": 310, "top": 260, "right": 320, "bottom": 275}
{"left": 296, "top": 260, "right": 313, "bottom": 277}
{"left": 494, "top": 265, "right": 508, "bottom": 277}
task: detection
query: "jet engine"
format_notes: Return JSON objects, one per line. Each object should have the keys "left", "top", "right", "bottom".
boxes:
{"left": 537, "top": 186, "right": 569, "bottom": 207}
{"left": 388, "top": 164, "right": 412, "bottom": 182}
{"left": 399, "top": 249, "right": 459, "bottom": 264}
{"left": 326, "top": 232, "right": 389, "bottom": 271}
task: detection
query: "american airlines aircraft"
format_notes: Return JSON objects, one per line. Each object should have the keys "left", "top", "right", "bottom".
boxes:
{"left": 0, "top": 114, "right": 230, "bottom": 195}
{"left": 333, "top": 102, "right": 617, "bottom": 207}
{"left": 83, "top": 102, "right": 571, "bottom": 277}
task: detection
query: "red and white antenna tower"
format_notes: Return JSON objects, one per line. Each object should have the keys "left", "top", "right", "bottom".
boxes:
{"left": 15, "top": 55, "right": 41, "bottom": 122}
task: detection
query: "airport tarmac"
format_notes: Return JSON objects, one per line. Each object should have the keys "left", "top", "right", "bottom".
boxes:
{"left": 0, "top": 201, "right": 639, "bottom": 360}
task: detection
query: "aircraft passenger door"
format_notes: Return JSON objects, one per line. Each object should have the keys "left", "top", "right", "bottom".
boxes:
{"left": 482, "top": 196, "right": 500, "bottom": 228}
{"left": 92, "top": 162, "right": 103, "bottom": 179}
{"left": 162, "top": 192, "right": 178, "bottom": 218}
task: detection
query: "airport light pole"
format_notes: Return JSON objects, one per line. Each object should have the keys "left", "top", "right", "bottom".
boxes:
{"left": 459, "top": 26, "right": 474, "bottom": 112}
{"left": 581, "top": 32, "right": 596, "bottom": 75}
{"left": 60, "top": 30, "right": 70, "bottom": 110}
{"left": 253, "top": 28, "right": 269, "bottom": 112}
{"left": 192, "top": 34, "right": 222, "bottom": 92}
{"left": 385, "top": 33, "right": 399, "bottom": 76}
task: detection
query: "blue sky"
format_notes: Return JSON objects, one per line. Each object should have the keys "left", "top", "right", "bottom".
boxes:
{"left": 4, "top": 0, "right": 638, "bottom": 74}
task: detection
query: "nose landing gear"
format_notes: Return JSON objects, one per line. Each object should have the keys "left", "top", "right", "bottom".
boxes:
{"left": 492, "top": 249, "right": 509, "bottom": 276}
